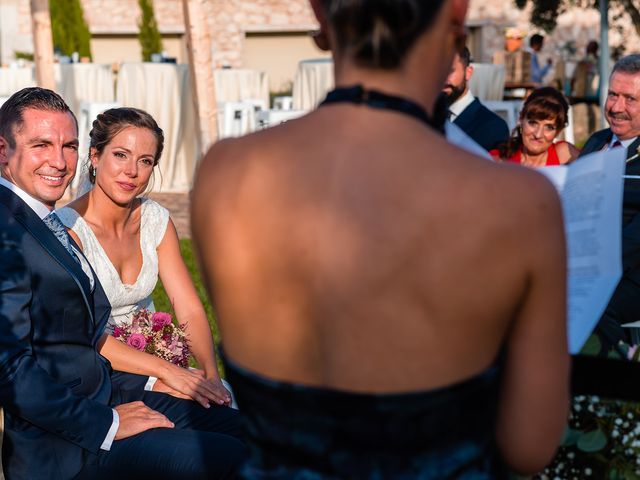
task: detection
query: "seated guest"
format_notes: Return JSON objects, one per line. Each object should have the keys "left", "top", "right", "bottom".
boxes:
{"left": 580, "top": 54, "right": 640, "bottom": 351}
{"left": 0, "top": 87, "right": 245, "bottom": 480}
{"left": 192, "top": 0, "right": 570, "bottom": 477}
{"left": 443, "top": 46, "right": 510, "bottom": 151}
{"left": 490, "top": 87, "right": 580, "bottom": 166}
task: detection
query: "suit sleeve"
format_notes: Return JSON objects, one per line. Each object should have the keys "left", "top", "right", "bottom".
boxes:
{"left": 0, "top": 218, "right": 113, "bottom": 454}
{"left": 485, "top": 114, "right": 510, "bottom": 151}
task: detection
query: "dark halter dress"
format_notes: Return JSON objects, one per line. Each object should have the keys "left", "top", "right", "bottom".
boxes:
{"left": 223, "top": 86, "right": 507, "bottom": 479}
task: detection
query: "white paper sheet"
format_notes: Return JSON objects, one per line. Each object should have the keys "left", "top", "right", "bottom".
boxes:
{"left": 538, "top": 149, "right": 626, "bottom": 353}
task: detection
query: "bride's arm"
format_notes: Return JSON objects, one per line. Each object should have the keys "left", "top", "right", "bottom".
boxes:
{"left": 156, "top": 219, "right": 231, "bottom": 403}
{"left": 97, "top": 333, "right": 226, "bottom": 406}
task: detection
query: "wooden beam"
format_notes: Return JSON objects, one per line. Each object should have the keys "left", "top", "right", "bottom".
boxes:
{"left": 182, "top": 0, "right": 218, "bottom": 155}
{"left": 30, "top": 0, "right": 56, "bottom": 90}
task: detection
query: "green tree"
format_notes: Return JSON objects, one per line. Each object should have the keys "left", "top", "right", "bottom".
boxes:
{"left": 138, "top": 0, "right": 163, "bottom": 62}
{"left": 516, "top": 0, "right": 640, "bottom": 37}
{"left": 49, "top": 0, "right": 92, "bottom": 59}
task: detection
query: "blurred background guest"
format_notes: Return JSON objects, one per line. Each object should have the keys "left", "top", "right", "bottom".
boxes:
{"left": 192, "top": 0, "right": 570, "bottom": 477}
{"left": 528, "top": 34, "right": 553, "bottom": 84}
{"left": 490, "top": 87, "right": 579, "bottom": 166}
{"left": 442, "top": 46, "right": 510, "bottom": 151}
{"left": 504, "top": 27, "right": 525, "bottom": 53}
{"left": 572, "top": 40, "right": 600, "bottom": 100}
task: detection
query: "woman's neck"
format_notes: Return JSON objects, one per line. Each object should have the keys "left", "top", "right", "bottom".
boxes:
{"left": 332, "top": 32, "right": 451, "bottom": 120}
{"left": 334, "top": 65, "right": 441, "bottom": 119}
{"left": 521, "top": 149, "right": 548, "bottom": 167}
{"left": 85, "top": 187, "right": 137, "bottom": 234}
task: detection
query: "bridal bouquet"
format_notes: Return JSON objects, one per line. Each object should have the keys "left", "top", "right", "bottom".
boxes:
{"left": 112, "top": 309, "right": 191, "bottom": 368}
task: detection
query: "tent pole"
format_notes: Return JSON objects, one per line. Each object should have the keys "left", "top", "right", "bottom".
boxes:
{"left": 182, "top": 0, "right": 218, "bottom": 156}
{"left": 30, "top": 0, "right": 55, "bottom": 90}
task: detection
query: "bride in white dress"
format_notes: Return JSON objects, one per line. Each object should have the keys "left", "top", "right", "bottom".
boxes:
{"left": 57, "top": 107, "right": 231, "bottom": 407}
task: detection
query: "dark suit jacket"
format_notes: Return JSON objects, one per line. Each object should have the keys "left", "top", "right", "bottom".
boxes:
{"left": 453, "top": 98, "right": 510, "bottom": 152}
{"left": 0, "top": 186, "right": 114, "bottom": 480}
{"left": 580, "top": 129, "right": 640, "bottom": 284}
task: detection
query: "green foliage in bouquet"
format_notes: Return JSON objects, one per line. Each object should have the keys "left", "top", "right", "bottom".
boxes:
{"left": 138, "top": 0, "right": 163, "bottom": 62}
{"left": 535, "top": 336, "right": 640, "bottom": 480}
{"left": 50, "top": 0, "right": 92, "bottom": 59}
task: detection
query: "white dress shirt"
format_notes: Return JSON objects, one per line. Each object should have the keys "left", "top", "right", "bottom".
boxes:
{"left": 609, "top": 134, "right": 637, "bottom": 150}
{"left": 0, "top": 176, "right": 119, "bottom": 451}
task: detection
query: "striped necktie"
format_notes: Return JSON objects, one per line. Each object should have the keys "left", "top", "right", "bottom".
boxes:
{"left": 42, "top": 212, "right": 80, "bottom": 264}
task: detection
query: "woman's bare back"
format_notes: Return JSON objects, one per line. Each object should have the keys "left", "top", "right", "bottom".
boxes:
{"left": 192, "top": 104, "right": 566, "bottom": 396}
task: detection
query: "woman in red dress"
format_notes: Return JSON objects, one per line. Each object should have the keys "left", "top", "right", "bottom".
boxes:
{"left": 490, "top": 87, "right": 580, "bottom": 166}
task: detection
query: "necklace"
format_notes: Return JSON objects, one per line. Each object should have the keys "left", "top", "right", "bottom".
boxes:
{"left": 319, "top": 85, "right": 446, "bottom": 134}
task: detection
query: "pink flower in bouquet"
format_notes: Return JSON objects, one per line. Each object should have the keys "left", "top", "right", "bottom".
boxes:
{"left": 127, "top": 333, "right": 147, "bottom": 351}
{"left": 152, "top": 312, "right": 172, "bottom": 331}
{"left": 114, "top": 308, "right": 191, "bottom": 367}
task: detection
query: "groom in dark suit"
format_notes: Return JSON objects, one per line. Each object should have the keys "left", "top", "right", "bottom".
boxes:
{"left": 580, "top": 54, "right": 640, "bottom": 352}
{"left": 442, "top": 46, "right": 510, "bottom": 151}
{"left": 0, "top": 88, "right": 244, "bottom": 479}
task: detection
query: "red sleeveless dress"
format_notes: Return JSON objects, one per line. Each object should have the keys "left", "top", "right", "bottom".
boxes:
{"left": 489, "top": 141, "right": 566, "bottom": 166}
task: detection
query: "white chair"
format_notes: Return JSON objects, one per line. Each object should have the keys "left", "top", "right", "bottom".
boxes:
{"left": 273, "top": 96, "right": 293, "bottom": 110}
{"left": 256, "top": 109, "right": 307, "bottom": 130}
{"left": 470, "top": 63, "right": 505, "bottom": 101}
{"left": 217, "top": 101, "right": 265, "bottom": 139}
{"left": 562, "top": 105, "right": 575, "bottom": 144}
{"left": 483, "top": 100, "right": 522, "bottom": 131}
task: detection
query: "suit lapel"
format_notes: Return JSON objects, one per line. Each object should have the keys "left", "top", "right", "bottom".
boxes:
{"left": 453, "top": 99, "right": 479, "bottom": 131}
{"left": 625, "top": 137, "right": 640, "bottom": 163}
{"left": 0, "top": 187, "right": 95, "bottom": 320}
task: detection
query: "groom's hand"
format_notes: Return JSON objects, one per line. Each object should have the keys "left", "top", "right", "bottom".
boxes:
{"left": 114, "top": 401, "right": 174, "bottom": 440}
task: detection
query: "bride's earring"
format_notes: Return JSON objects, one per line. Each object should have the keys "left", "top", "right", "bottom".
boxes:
{"left": 90, "top": 166, "right": 97, "bottom": 178}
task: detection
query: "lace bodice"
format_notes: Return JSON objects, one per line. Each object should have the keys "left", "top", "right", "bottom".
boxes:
{"left": 57, "top": 199, "right": 170, "bottom": 333}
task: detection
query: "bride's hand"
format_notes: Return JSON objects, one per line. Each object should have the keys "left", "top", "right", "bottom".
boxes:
{"left": 157, "top": 365, "right": 227, "bottom": 408}
{"left": 191, "top": 368, "right": 233, "bottom": 407}
{"left": 206, "top": 375, "right": 232, "bottom": 407}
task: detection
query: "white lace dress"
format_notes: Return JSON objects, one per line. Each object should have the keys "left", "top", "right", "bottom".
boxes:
{"left": 57, "top": 199, "right": 170, "bottom": 334}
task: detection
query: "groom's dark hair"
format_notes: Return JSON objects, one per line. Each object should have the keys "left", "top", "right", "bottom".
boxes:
{"left": 0, "top": 87, "right": 77, "bottom": 148}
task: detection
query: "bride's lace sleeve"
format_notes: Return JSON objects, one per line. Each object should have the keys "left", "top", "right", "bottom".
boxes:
{"left": 141, "top": 198, "right": 171, "bottom": 248}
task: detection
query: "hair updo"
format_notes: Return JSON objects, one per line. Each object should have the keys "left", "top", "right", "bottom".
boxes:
{"left": 321, "top": 0, "right": 447, "bottom": 69}
{"left": 90, "top": 107, "right": 164, "bottom": 163}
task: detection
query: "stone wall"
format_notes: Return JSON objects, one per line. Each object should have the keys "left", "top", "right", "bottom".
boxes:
{"left": 204, "top": 0, "right": 317, "bottom": 67}
{"left": 81, "top": 0, "right": 184, "bottom": 34}
{"left": 81, "top": 0, "right": 317, "bottom": 67}
{"left": 6, "top": 1, "right": 640, "bottom": 71}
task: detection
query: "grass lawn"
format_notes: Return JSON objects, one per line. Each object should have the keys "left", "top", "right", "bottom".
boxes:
{"left": 151, "top": 239, "right": 223, "bottom": 370}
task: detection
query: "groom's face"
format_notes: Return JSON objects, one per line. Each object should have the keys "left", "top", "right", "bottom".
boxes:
{"left": 0, "top": 108, "right": 79, "bottom": 208}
